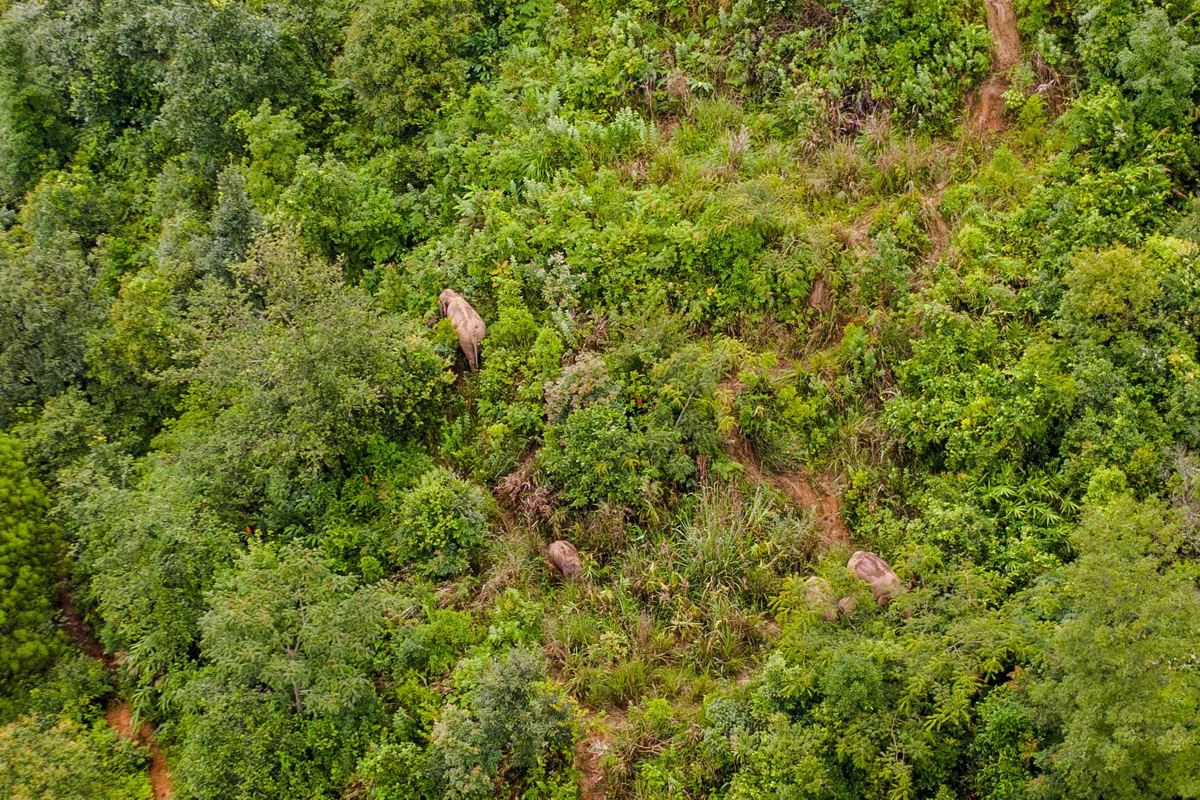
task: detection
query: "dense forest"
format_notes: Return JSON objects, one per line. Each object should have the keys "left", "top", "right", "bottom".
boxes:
{"left": 2, "top": 0, "right": 1200, "bottom": 797}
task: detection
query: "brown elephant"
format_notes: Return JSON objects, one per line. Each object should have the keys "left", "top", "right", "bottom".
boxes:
{"left": 438, "top": 289, "right": 487, "bottom": 371}
{"left": 847, "top": 550, "right": 903, "bottom": 606}
{"left": 548, "top": 540, "right": 582, "bottom": 578}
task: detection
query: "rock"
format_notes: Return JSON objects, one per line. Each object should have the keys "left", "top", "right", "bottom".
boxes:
{"left": 548, "top": 540, "right": 582, "bottom": 578}
{"left": 847, "top": 550, "right": 902, "bottom": 606}
{"left": 837, "top": 596, "right": 857, "bottom": 617}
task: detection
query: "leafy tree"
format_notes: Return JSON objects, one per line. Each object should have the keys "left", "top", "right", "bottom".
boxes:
{"left": 1027, "top": 497, "right": 1200, "bottom": 799}
{"left": 149, "top": 0, "right": 311, "bottom": 162}
{"left": 336, "top": 0, "right": 480, "bottom": 134}
{"left": 198, "top": 541, "right": 390, "bottom": 716}
{"left": 0, "top": 433, "right": 57, "bottom": 684}
{"left": 63, "top": 450, "right": 241, "bottom": 696}
{"left": 198, "top": 166, "right": 263, "bottom": 281}
{"left": 0, "top": 3, "right": 73, "bottom": 202}
{"left": 1116, "top": 8, "right": 1200, "bottom": 130}
{"left": 233, "top": 101, "right": 306, "bottom": 213}
{"left": 179, "top": 229, "right": 450, "bottom": 520}
{"left": 429, "top": 649, "right": 577, "bottom": 799}
{"left": 0, "top": 227, "right": 103, "bottom": 426}
{"left": 175, "top": 542, "right": 395, "bottom": 798}
{"left": 41, "top": 0, "right": 164, "bottom": 134}
{"left": 85, "top": 268, "right": 184, "bottom": 446}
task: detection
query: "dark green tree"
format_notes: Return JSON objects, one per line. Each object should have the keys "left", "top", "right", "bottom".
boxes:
{"left": 0, "top": 4, "right": 73, "bottom": 203}
{"left": 336, "top": 0, "right": 479, "bottom": 134}
{"left": 0, "top": 227, "right": 103, "bottom": 427}
{"left": 175, "top": 542, "right": 395, "bottom": 798}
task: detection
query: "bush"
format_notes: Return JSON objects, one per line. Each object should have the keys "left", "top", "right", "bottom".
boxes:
{"left": 392, "top": 468, "right": 489, "bottom": 578}
{"left": 0, "top": 714, "right": 149, "bottom": 799}
{"left": 827, "top": 0, "right": 991, "bottom": 129}
{"left": 429, "top": 649, "right": 578, "bottom": 799}
{"left": 539, "top": 402, "right": 695, "bottom": 511}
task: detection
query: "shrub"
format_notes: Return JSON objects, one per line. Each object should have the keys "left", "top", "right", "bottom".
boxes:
{"left": 0, "top": 714, "right": 149, "bottom": 799}
{"left": 392, "top": 468, "right": 489, "bottom": 578}
{"left": 539, "top": 402, "right": 695, "bottom": 511}
{"left": 826, "top": 0, "right": 991, "bottom": 129}
{"left": 430, "top": 649, "right": 578, "bottom": 799}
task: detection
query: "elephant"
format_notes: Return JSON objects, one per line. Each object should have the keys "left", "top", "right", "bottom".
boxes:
{"left": 548, "top": 540, "right": 582, "bottom": 578}
{"left": 438, "top": 289, "right": 487, "bottom": 371}
{"left": 847, "top": 550, "right": 903, "bottom": 606}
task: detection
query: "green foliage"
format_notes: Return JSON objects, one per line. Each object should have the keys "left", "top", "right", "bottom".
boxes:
{"left": 392, "top": 468, "right": 489, "bottom": 578}
{"left": 827, "top": 0, "right": 991, "bottom": 129}
{"left": 0, "top": 433, "right": 57, "bottom": 685}
{"left": 429, "top": 649, "right": 577, "bottom": 798}
{"left": 712, "top": 556, "right": 1039, "bottom": 800}
{"left": 5, "top": 0, "right": 1200, "bottom": 797}
{"left": 969, "top": 687, "right": 1037, "bottom": 800}
{"left": 182, "top": 230, "right": 450, "bottom": 499}
{"left": 175, "top": 542, "right": 395, "bottom": 798}
{"left": 538, "top": 331, "right": 733, "bottom": 513}
{"left": 1116, "top": 8, "right": 1200, "bottom": 130}
{"left": 151, "top": 0, "right": 311, "bottom": 162}
{"left": 84, "top": 269, "right": 184, "bottom": 445}
{"left": 197, "top": 542, "right": 389, "bottom": 716}
{"left": 233, "top": 101, "right": 306, "bottom": 212}
{"left": 0, "top": 714, "right": 150, "bottom": 800}
{"left": 336, "top": 0, "right": 480, "bottom": 134}
{"left": 1027, "top": 497, "right": 1200, "bottom": 799}
{"left": 0, "top": 5, "right": 73, "bottom": 203}
{"left": 0, "top": 222, "right": 103, "bottom": 426}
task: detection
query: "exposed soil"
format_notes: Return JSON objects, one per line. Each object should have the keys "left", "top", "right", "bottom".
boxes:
{"left": 986, "top": 0, "right": 1022, "bottom": 71}
{"left": 807, "top": 275, "right": 833, "bottom": 312}
{"left": 974, "top": 0, "right": 1022, "bottom": 131}
{"left": 104, "top": 701, "right": 173, "bottom": 799}
{"left": 575, "top": 708, "right": 627, "bottom": 800}
{"left": 975, "top": 78, "right": 1010, "bottom": 133}
{"left": 59, "top": 582, "right": 174, "bottom": 799}
{"left": 728, "top": 435, "right": 851, "bottom": 548}
{"left": 57, "top": 580, "right": 114, "bottom": 669}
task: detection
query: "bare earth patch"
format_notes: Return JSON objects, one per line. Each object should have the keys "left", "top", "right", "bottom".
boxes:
{"left": 974, "top": 0, "right": 1022, "bottom": 131}
{"left": 728, "top": 435, "right": 851, "bottom": 548}
{"left": 575, "top": 708, "right": 627, "bottom": 800}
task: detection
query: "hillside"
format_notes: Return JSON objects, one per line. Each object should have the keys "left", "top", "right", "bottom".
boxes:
{"left": 2, "top": 0, "right": 1200, "bottom": 798}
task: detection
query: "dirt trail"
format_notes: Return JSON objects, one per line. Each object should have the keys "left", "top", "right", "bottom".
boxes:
{"left": 728, "top": 436, "right": 850, "bottom": 547}
{"left": 58, "top": 581, "right": 113, "bottom": 669}
{"left": 59, "top": 582, "right": 174, "bottom": 800}
{"left": 975, "top": 0, "right": 1022, "bottom": 131}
